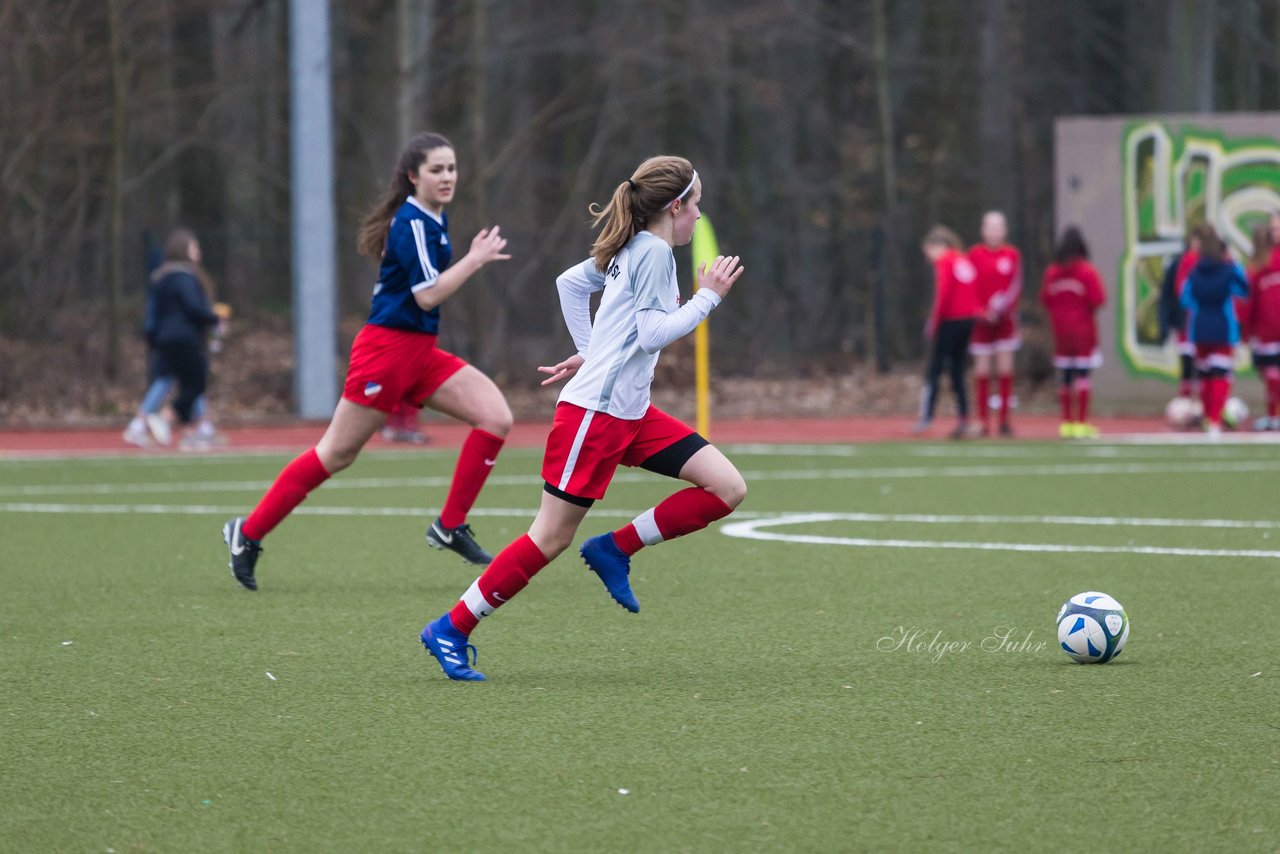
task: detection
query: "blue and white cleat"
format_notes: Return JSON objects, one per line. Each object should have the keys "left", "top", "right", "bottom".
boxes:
{"left": 580, "top": 533, "right": 639, "bottom": 613}
{"left": 420, "top": 615, "right": 486, "bottom": 681}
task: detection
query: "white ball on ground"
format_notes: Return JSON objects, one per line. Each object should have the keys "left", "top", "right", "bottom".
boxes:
{"left": 1056, "top": 591, "right": 1129, "bottom": 664}
{"left": 1222, "top": 397, "right": 1249, "bottom": 430}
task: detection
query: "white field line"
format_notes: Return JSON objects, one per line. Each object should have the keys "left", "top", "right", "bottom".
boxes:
{"left": 4, "top": 458, "right": 1280, "bottom": 498}
{"left": 719, "top": 513, "right": 1280, "bottom": 560}
{"left": 7, "top": 501, "right": 1278, "bottom": 558}
{"left": 3, "top": 501, "right": 1279, "bottom": 536}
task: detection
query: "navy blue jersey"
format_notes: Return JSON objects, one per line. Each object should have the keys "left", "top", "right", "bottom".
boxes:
{"left": 369, "top": 196, "right": 452, "bottom": 334}
{"left": 1181, "top": 258, "right": 1249, "bottom": 346}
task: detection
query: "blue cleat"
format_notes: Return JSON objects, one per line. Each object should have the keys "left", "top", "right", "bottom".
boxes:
{"left": 420, "top": 615, "right": 486, "bottom": 681}
{"left": 580, "top": 533, "right": 639, "bottom": 613}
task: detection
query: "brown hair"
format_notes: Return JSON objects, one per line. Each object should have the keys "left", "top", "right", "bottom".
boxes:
{"left": 1053, "top": 225, "right": 1090, "bottom": 264}
{"left": 163, "top": 228, "right": 199, "bottom": 263}
{"left": 1193, "top": 223, "right": 1227, "bottom": 263}
{"left": 921, "top": 225, "right": 963, "bottom": 251}
{"left": 589, "top": 155, "right": 695, "bottom": 272}
{"left": 157, "top": 227, "right": 216, "bottom": 298}
{"left": 357, "top": 132, "right": 454, "bottom": 259}
{"left": 1250, "top": 220, "right": 1273, "bottom": 270}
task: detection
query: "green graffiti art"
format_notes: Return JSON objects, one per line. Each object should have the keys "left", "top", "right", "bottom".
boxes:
{"left": 1119, "top": 122, "right": 1280, "bottom": 378}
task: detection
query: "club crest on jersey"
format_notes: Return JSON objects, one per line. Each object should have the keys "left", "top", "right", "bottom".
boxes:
{"left": 364, "top": 382, "right": 383, "bottom": 398}
{"left": 440, "top": 234, "right": 449, "bottom": 245}
{"left": 997, "top": 257, "right": 1014, "bottom": 275}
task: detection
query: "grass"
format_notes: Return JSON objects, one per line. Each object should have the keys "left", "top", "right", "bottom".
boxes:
{"left": 1, "top": 439, "right": 1278, "bottom": 852}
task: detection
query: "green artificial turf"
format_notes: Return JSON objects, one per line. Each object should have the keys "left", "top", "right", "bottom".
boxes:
{"left": 1, "top": 440, "right": 1277, "bottom": 852}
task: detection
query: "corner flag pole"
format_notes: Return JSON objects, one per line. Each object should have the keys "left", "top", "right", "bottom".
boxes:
{"left": 690, "top": 217, "right": 720, "bottom": 439}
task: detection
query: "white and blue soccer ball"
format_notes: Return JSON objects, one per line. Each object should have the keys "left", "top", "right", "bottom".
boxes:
{"left": 1056, "top": 591, "right": 1129, "bottom": 664}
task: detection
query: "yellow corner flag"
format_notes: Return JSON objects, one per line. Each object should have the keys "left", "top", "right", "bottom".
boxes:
{"left": 690, "top": 216, "right": 719, "bottom": 438}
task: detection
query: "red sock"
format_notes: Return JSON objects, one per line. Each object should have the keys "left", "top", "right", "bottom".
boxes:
{"left": 1264, "top": 369, "right": 1280, "bottom": 419}
{"left": 998, "top": 374, "right": 1013, "bottom": 425}
{"left": 1059, "top": 385, "right": 1072, "bottom": 421}
{"left": 242, "top": 448, "right": 330, "bottom": 541}
{"left": 439, "top": 429, "right": 505, "bottom": 529}
{"left": 1209, "top": 377, "right": 1231, "bottom": 424}
{"left": 1076, "top": 378, "right": 1091, "bottom": 423}
{"left": 976, "top": 376, "right": 990, "bottom": 428}
{"left": 448, "top": 534, "right": 548, "bottom": 635}
{"left": 1200, "top": 379, "right": 1216, "bottom": 424}
{"left": 613, "top": 488, "right": 733, "bottom": 556}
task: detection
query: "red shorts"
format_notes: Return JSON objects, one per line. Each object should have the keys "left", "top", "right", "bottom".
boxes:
{"left": 1052, "top": 334, "right": 1102, "bottom": 369}
{"left": 541, "top": 403, "right": 695, "bottom": 501}
{"left": 1194, "top": 343, "right": 1235, "bottom": 374}
{"left": 968, "top": 313, "right": 1021, "bottom": 354}
{"left": 342, "top": 324, "right": 468, "bottom": 414}
{"left": 1177, "top": 327, "right": 1194, "bottom": 356}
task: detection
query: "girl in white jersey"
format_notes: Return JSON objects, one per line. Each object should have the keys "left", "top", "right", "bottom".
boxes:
{"left": 420, "top": 155, "right": 746, "bottom": 681}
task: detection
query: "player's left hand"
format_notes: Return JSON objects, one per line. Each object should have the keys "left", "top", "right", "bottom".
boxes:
{"left": 537, "top": 354, "right": 584, "bottom": 386}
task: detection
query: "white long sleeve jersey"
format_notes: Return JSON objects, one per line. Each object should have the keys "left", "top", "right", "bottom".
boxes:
{"left": 555, "top": 230, "right": 721, "bottom": 420}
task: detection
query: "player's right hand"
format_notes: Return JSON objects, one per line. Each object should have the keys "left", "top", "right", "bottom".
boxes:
{"left": 697, "top": 255, "right": 744, "bottom": 298}
{"left": 469, "top": 226, "right": 512, "bottom": 267}
{"left": 537, "top": 353, "right": 584, "bottom": 386}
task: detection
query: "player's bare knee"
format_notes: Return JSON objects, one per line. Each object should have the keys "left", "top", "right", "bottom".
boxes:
{"left": 487, "top": 405, "right": 514, "bottom": 437}
{"left": 530, "top": 528, "right": 573, "bottom": 558}
{"left": 714, "top": 473, "right": 747, "bottom": 509}
{"left": 317, "top": 443, "right": 359, "bottom": 473}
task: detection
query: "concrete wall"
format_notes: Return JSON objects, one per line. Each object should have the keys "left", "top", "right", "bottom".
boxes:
{"left": 1054, "top": 113, "right": 1280, "bottom": 413}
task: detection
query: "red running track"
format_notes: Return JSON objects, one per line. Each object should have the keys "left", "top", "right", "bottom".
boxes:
{"left": 0, "top": 415, "right": 1171, "bottom": 458}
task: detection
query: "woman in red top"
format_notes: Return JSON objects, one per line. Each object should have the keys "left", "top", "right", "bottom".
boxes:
{"left": 1245, "top": 218, "right": 1280, "bottom": 430}
{"left": 914, "top": 226, "right": 981, "bottom": 439}
{"left": 1041, "top": 226, "right": 1106, "bottom": 438}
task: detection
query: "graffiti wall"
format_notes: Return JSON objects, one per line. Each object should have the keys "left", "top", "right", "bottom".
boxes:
{"left": 1056, "top": 113, "right": 1280, "bottom": 409}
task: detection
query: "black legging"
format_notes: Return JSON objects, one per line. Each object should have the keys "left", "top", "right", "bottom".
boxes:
{"left": 922, "top": 318, "right": 974, "bottom": 420}
{"left": 156, "top": 340, "right": 208, "bottom": 425}
{"left": 1060, "top": 367, "right": 1092, "bottom": 386}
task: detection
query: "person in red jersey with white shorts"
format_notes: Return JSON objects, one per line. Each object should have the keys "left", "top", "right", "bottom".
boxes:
{"left": 221, "top": 133, "right": 513, "bottom": 590}
{"left": 968, "top": 211, "right": 1022, "bottom": 436}
{"left": 418, "top": 155, "right": 747, "bottom": 681}
{"left": 1041, "top": 226, "right": 1106, "bottom": 439}
{"left": 1244, "top": 215, "right": 1280, "bottom": 430}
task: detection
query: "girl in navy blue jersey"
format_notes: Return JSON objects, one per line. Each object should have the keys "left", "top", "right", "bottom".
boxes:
{"left": 223, "top": 132, "right": 512, "bottom": 589}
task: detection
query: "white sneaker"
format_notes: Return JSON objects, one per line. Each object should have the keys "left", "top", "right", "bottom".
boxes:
{"left": 145, "top": 414, "right": 172, "bottom": 446}
{"left": 122, "top": 426, "right": 152, "bottom": 448}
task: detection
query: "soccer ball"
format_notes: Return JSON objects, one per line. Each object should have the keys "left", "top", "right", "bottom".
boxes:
{"left": 1164, "top": 396, "right": 1201, "bottom": 430}
{"left": 1056, "top": 591, "right": 1129, "bottom": 664}
{"left": 1222, "top": 397, "right": 1249, "bottom": 430}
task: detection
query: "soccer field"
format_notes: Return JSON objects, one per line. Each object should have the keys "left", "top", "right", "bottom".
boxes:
{"left": 2, "top": 439, "right": 1277, "bottom": 852}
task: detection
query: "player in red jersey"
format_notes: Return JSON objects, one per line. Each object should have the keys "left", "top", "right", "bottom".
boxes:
{"left": 1041, "top": 226, "right": 1106, "bottom": 439}
{"left": 1244, "top": 218, "right": 1280, "bottom": 430}
{"left": 1157, "top": 229, "right": 1204, "bottom": 402}
{"left": 967, "top": 211, "right": 1022, "bottom": 436}
{"left": 914, "top": 226, "right": 981, "bottom": 439}
{"left": 1170, "top": 230, "right": 1203, "bottom": 398}
{"left": 221, "top": 133, "right": 513, "bottom": 590}
{"left": 417, "top": 156, "right": 747, "bottom": 681}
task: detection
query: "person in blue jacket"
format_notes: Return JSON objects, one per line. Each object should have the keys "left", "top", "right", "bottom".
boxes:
{"left": 1180, "top": 224, "right": 1249, "bottom": 434}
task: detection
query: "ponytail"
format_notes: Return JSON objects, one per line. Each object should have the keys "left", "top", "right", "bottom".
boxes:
{"left": 589, "top": 155, "right": 695, "bottom": 272}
